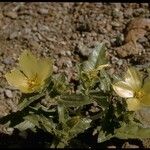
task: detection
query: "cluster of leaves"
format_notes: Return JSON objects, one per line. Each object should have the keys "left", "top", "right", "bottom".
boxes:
{"left": 1, "top": 43, "right": 150, "bottom": 148}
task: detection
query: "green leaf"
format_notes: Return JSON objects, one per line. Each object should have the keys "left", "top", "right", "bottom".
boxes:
{"left": 57, "top": 94, "right": 92, "bottom": 107}
{"left": 82, "top": 43, "right": 108, "bottom": 72}
{"left": 0, "top": 108, "right": 31, "bottom": 127}
{"left": 99, "top": 69, "right": 111, "bottom": 92}
{"left": 66, "top": 117, "right": 92, "bottom": 139}
{"left": 98, "top": 120, "right": 150, "bottom": 143}
{"left": 114, "top": 121, "right": 150, "bottom": 139}
{"left": 52, "top": 73, "right": 69, "bottom": 95}
{"left": 24, "top": 115, "right": 40, "bottom": 128}
{"left": 38, "top": 115, "right": 56, "bottom": 134}
{"left": 18, "top": 93, "right": 45, "bottom": 111}
{"left": 14, "top": 120, "right": 36, "bottom": 132}
{"left": 98, "top": 129, "right": 113, "bottom": 143}
{"left": 23, "top": 114, "right": 56, "bottom": 134}
{"left": 90, "top": 91, "right": 109, "bottom": 109}
{"left": 147, "top": 68, "right": 150, "bottom": 75}
{"left": 58, "top": 106, "right": 68, "bottom": 124}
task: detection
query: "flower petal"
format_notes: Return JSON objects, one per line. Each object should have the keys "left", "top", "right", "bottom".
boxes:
{"left": 113, "top": 81, "right": 134, "bottom": 98}
{"left": 142, "top": 79, "right": 150, "bottom": 93}
{"left": 139, "top": 79, "right": 150, "bottom": 106}
{"left": 19, "top": 51, "right": 39, "bottom": 78}
{"left": 141, "top": 94, "right": 150, "bottom": 106}
{"left": 5, "top": 69, "right": 29, "bottom": 93}
{"left": 124, "top": 67, "right": 142, "bottom": 91}
{"left": 37, "top": 58, "right": 53, "bottom": 82}
{"left": 126, "top": 98, "right": 141, "bottom": 111}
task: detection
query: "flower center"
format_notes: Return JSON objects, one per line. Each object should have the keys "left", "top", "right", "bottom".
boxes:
{"left": 134, "top": 90, "right": 145, "bottom": 100}
{"left": 27, "top": 74, "right": 40, "bottom": 90}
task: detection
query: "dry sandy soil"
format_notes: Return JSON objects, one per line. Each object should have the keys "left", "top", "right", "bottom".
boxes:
{"left": 0, "top": 2, "right": 150, "bottom": 148}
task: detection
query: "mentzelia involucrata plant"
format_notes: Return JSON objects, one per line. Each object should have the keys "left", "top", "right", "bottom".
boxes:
{"left": 113, "top": 67, "right": 150, "bottom": 111}
{"left": 2, "top": 43, "right": 150, "bottom": 148}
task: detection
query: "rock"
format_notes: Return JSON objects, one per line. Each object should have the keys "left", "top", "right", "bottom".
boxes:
{"left": 0, "top": 87, "right": 3, "bottom": 93}
{"left": 9, "top": 31, "right": 18, "bottom": 39}
{"left": 53, "top": 65, "right": 58, "bottom": 73}
{"left": 138, "top": 36, "right": 148, "bottom": 43}
{"left": 65, "top": 60, "right": 73, "bottom": 68}
{"left": 32, "top": 26, "right": 37, "bottom": 32}
{"left": 0, "top": 65, "right": 4, "bottom": 72}
{"left": 124, "top": 8, "right": 133, "bottom": 18}
{"left": 6, "top": 99, "right": 17, "bottom": 112}
{"left": 108, "top": 68, "right": 115, "bottom": 75}
{"left": 127, "top": 18, "right": 150, "bottom": 32}
{"left": 77, "top": 42, "right": 92, "bottom": 57}
{"left": 24, "top": 28, "right": 31, "bottom": 34}
{"left": 4, "top": 11, "right": 18, "bottom": 19}
{"left": 116, "top": 42, "right": 143, "bottom": 58}
{"left": 107, "top": 145, "right": 116, "bottom": 148}
{"left": 0, "top": 12, "right": 3, "bottom": 19}
{"left": 30, "top": 41, "right": 41, "bottom": 50}
{"left": 125, "top": 29, "right": 146, "bottom": 43}
{"left": 122, "top": 142, "right": 139, "bottom": 148}
{"left": 60, "top": 50, "right": 66, "bottom": 56}
{"left": 3, "top": 57, "right": 14, "bottom": 65}
{"left": 66, "top": 51, "right": 71, "bottom": 56}
{"left": 0, "top": 101, "right": 10, "bottom": 117}
{"left": 4, "top": 89, "right": 13, "bottom": 98}
{"left": 117, "top": 59, "right": 123, "bottom": 66}
{"left": 111, "top": 21, "right": 121, "bottom": 27}
{"left": 38, "top": 25, "right": 49, "bottom": 31}
{"left": 141, "top": 138, "right": 150, "bottom": 148}
{"left": 38, "top": 8, "right": 49, "bottom": 15}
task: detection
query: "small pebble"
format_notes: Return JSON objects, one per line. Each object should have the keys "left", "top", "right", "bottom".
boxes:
{"left": 0, "top": 65, "right": 4, "bottom": 72}
{"left": 9, "top": 32, "right": 18, "bottom": 39}
{"left": 38, "top": 8, "right": 49, "bottom": 15}
{"left": 66, "top": 51, "right": 71, "bottom": 56}
{"left": 4, "top": 11, "right": 18, "bottom": 19}
{"left": 65, "top": 60, "right": 73, "bottom": 68}
{"left": 53, "top": 65, "right": 58, "bottom": 73}
{"left": 4, "top": 90, "right": 13, "bottom": 98}
{"left": 3, "top": 57, "right": 14, "bottom": 65}
{"left": 60, "top": 50, "right": 66, "bottom": 56}
{"left": 122, "top": 142, "right": 139, "bottom": 148}
{"left": 117, "top": 59, "right": 123, "bottom": 66}
{"left": 107, "top": 145, "right": 116, "bottom": 148}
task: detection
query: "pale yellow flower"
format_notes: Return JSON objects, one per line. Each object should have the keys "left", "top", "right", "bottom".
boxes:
{"left": 112, "top": 67, "right": 150, "bottom": 111}
{"left": 5, "top": 51, "right": 53, "bottom": 93}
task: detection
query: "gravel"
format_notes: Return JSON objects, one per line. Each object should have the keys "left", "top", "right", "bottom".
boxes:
{"left": 0, "top": 2, "right": 150, "bottom": 148}
{"left": 4, "top": 89, "right": 13, "bottom": 98}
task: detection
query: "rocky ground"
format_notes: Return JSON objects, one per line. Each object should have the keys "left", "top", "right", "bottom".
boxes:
{"left": 0, "top": 2, "right": 150, "bottom": 148}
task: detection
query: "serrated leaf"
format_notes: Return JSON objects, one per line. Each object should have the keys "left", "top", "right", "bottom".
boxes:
{"left": 53, "top": 73, "right": 68, "bottom": 94}
{"left": 14, "top": 120, "right": 35, "bottom": 131}
{"left": 66, "top": 116, "right": 80, "bottom": 128}
{"left": 82, "top": 43, "right": 108, "bottom": 72}
{"left": 38, "top": 115, "right": 56, "bottom": 134}
{"left": 18, "top": 93, "right": 45, "bottom": 111}
{"left": 98, "top": 120, "right": 150, "bottom": 143}
{"left": 23, "top": 114, "right": 56, "bottom": 134}
{"left": 147, "top": 68, "right": 150, "bottom": 75}
{"left": 24, "top": 115, "right": 40, "bottom": 128}
{"left": 58, "top": 106, "right": 69, "bottom": 124}
{"left": 0, "top": 108, "right": 30, "bottom": 127}
{"left": 57, "top": 94, "right": 92, "bottom": 107}
{"left": 67, "top": 117, "right": 92, "bottom": 139}
{"left": 114, "top": 121, "right": 150, "bottom": 139}
{"left": 98, "top": 129, "right": 113, "bottom": 143}
{"left": 93, "top": 96, "right": 109, "bottom": 109}
{"left": 99, "top": 69, "right": 111, "bottom": 91}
